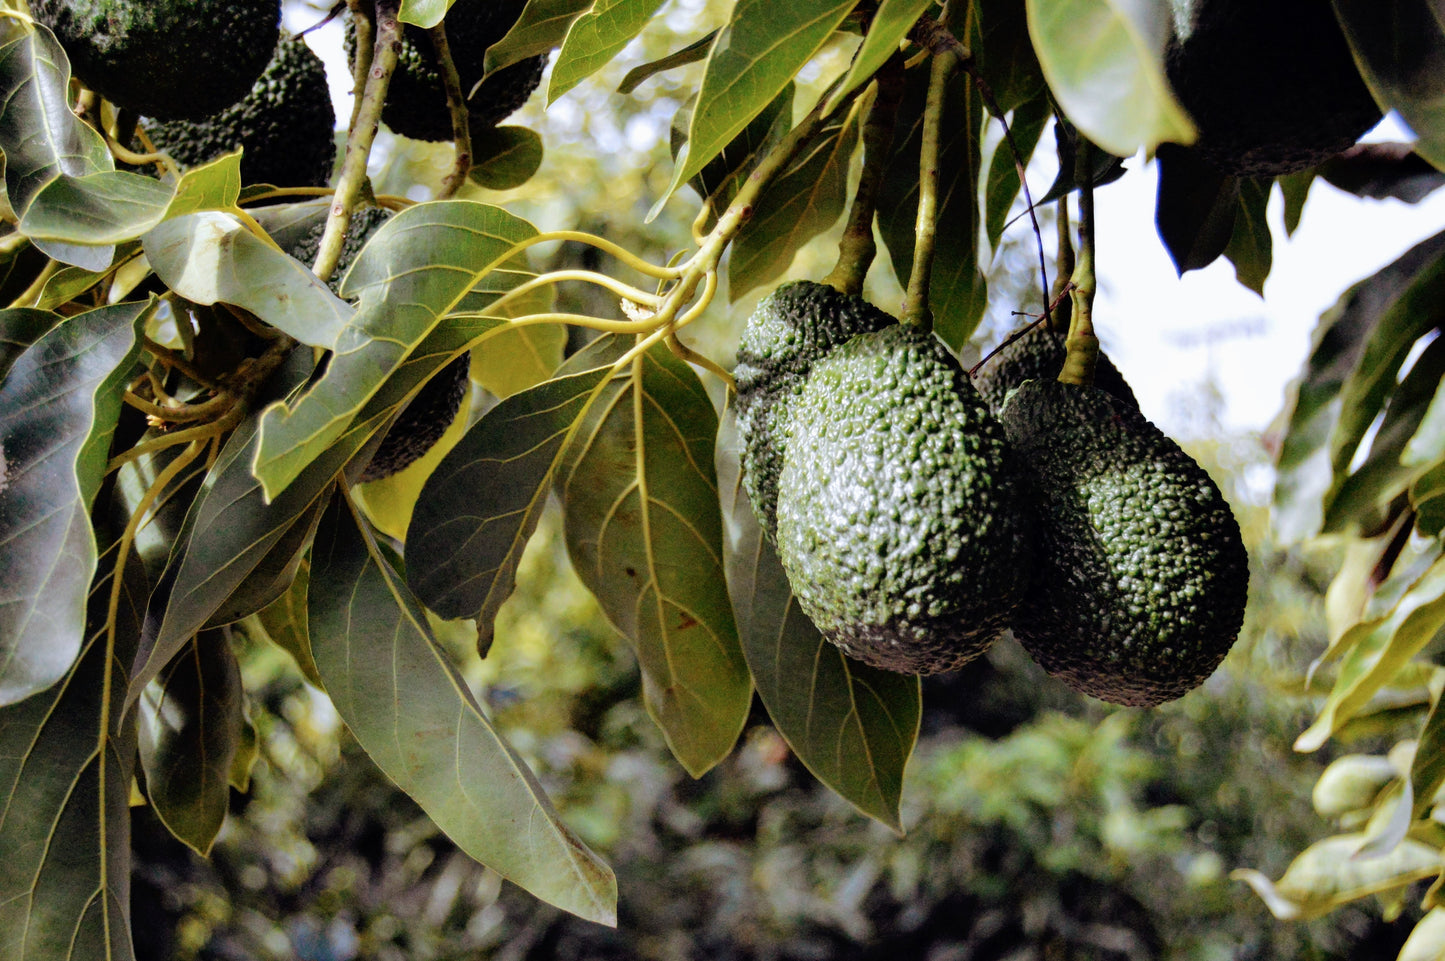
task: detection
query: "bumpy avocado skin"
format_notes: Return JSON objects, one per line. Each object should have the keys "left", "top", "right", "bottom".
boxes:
{"left": 734, "top": 281, "right": 894, "bottom": 542}
{"left": 973, "top": 322, "right": 1138, "bottom": 415}
{"left": 347, "top": 0, "right": 545, "bottom": 142}
{"left": 775, "top": 325, "right": 1034, "bottom": 676}
{"left": 999, "top": 379, "right": 1249, "bottom": 706}
{"left": 359, "top": 354, "right": 471, "bottom": 483}
{"left": 1166, "top": 0, "right": 1381, "bottom": 176}
{"left": 146, "top": 37, "right": 335, "bottom": 188}
{"left": 31, "top": 0, "right": 279, "bottom": 121}
{"left": 285, "top": 206, "right": 393, "bottom": 294}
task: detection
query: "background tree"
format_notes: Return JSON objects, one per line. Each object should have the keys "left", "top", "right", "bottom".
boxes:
{"left": 2, "top": 0, "right": 1444, "bottom": 958}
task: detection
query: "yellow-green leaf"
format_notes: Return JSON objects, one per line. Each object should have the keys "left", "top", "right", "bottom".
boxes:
{"left": 550, "top": 0, "right": 668, "bottom": 103}
{"left": 1233, "top": 833, "right": 1441, "bottom": 922}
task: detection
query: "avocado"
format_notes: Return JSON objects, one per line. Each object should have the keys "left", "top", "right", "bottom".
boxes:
{"left": 734, "top": 280, "right": 894, "bottom": 541}
{"left": 285, "top": 206, "right": 393, "bottom": 294}
{"left": 973, "top": 321, "right": 1138, "bottom": 415}
{"left": 145, "top": 37, "right": 335, "bottom": 189}
{"left": 1165, "top": 0, "right": 1382, "bottom": 176}
{"left": 998, "top": 379, "right": 1249, "bottom": 706}
{"left": 30, "top": 0, "right": 280, "bottom": 121}
{"left": 346, "top": 0, "right": 545, "bottom": 142}
{"left": 774, "top": 324, "right": 1034, "bottom": 675}
{"left": 358, "top": 354, "right": 471, "bottom": 483}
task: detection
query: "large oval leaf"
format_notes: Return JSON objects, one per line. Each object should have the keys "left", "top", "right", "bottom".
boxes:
{"left": 1025, "top": 0, "right": 1195, "bottom": 157}
{"left": 309, "top": 492, "right": 617, "bottom": 925}
{"left": 0, "top": 300, "right": 147, "bottom": 706}
{"left": 550, "top": 0, "right": 668, "bottom": 103}
{"left": 557, "top": 338, "right": 751, "bottom": 777}
{"left": 717, "top": 408, "right": 919, "bottom": 829}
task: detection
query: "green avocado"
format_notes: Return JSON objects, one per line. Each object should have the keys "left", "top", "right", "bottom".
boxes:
{"left": 31, "top": 0, "right": 280, "bottom": 121}
{"left": 146, "top": 37, "right": 335, "bottom": 189}
{"left": 775, "top": 324, "right": 1034, "bottom": 676}
{"left": 285, "top": 206, "right": 393, "bottom": 294}
{"left": 972, "top": 322, "right": 1138, "bottom": 415}
{"left": 346, "top": 0, "right": 545, "bottom": 142}
{"left": 734, "top": 281, "right": 894, "bottom": 541}
{"left": 1166, "top": 0, "right": 1382, "bottom": 176}
{"left": 999, "top": 379, "right": 1249, "bottom": 706}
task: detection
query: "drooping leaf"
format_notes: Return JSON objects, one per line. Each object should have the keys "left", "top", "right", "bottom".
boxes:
{"left": 469, "top": 125, "right": 545, "bottom": 190}
{"left": 1234, "top": 833, "right": 1441, "bottom": 922}
{"left": 1224, "top": 176, "right": 1273, "bottom": 295}
{"left": 1278, "top": 169, "right": 1315, "bottom": 236}
{"left": 137, "top": 629, "right": 245, "bottom": 856}
{"left": 485, "top": 0, "right": 593, "bottom": 73}
{"left": 406, "top": 363, "right": 615, "bottom": 646}
{"left": 1296, "top": 555, "right": 1445, "bottom": 752}
{"left": 252, "top": 558, "right": 321, "bottom": 688}
{"left": 254, "top": 201, "right": 539, "bottom": 501}
{"left": 661, "top": 0, "right": 861, "bottom": 213}
{"left": 201, "top": 496, "right": 326, "bottom": 628}
{"left": 1154, "top": 144, "right": 1239, "bottom": 275}
{"left": 729, "top": 95, "right": 861, "bottom": 300}
{"left": 673, "top": 83, "right": 793, "bottom": 230}
{"left": 550, "top": 0, "right": 669, "bottom": 102}
{"left": 1273, "top": 229, "right": 1445, "bottom": 542}
{"left": 309, "top": 491, "right": 618, "bottom": 924}
{"left": 618, "top": 30, "right": 717, "bottom": 94}
{"left": 0, "top": 17, "right": 111, "bottom": 214}
{"left": 824, "top": 0, "right": 932, "bottom": 113}
{"left": 0, "top": 536, "right": 145, "bottom": 961}
{"left": 143, "top": 210, "right": 354, "bottom": 350}
{"left": 1024, "top": 0, "right": 1194, "bottom": 157}
{"left": 716, "top": 408, "right": 919, "bottom": 829}
{"left": 1332, "top": 0, "right": 1445, "bottom": 172}
{"left": 0, "top": 300, "right": 147, "bottom": 706}
{"left": 1319, "top": 143, "right": 1445, "bottom": 204}
{"left": 557, "top": 337, "right": 751, "bottom": 776}
{"left": 878, "top": 60, "right": 987, "bottom": 348}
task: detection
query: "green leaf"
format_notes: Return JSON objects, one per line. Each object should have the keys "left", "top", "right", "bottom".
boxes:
{"left": 824, "top": 0, "right": 932, "bottom": 113}
{"left": 20, "top": 171, "right": 175, "bottom": 246}
{"left": 1224, "top": 176, "right": 1273, "bottom": 295}
{"left": 716, "top": 408, "right": 919, "bottom": 829}
{"left": 138, "top": 630, "right": 245, "bottom": 856}
{"left": 1332, "top": 0, "right": 1445, "bottom": 172}
{"left": 550, "top": 0, "right": 668, "bottom": 102}
{"left": 469, "top": 125, "right": 545, "bottom": 190}
{"left": 729, "top": 96, "right": 860, "bottom": 301}
{"left": 485, "top": 0, "right": 593, "bottom": 73}
{"left": 1297, "top": 556, "right": 1445, "bottom": 752}
{"left": 144, "top": 210, "right": 354, "bottom": 350}
{"left": 558, "top": 338, "right": 751, "bottom": 776}
{"left": 310, "top": 491, "right": 617, "bottom": 924}
{"left": 617, "top": 31, "right": 718, "bottom": 94}
{"left": 1399, "top": 908, "right": 1445, "bottom": 961}
{"left": 1273, "top": 229, "right": 1445, "bottom": 542}
{"left": 0, "top": 538, "right": 145, "bottom": 961}
{"left": 473, "top": 324, "right": 566, "bottom": 398}
{"left": 406, "top": 363, "right": 615, "bottom": 648}
{"left": 673, "top": 83, "right": 793, "bottom": 229}
{"left": 1319, "top": 143, "right": 1445, "bottom": 204}
{"left": 1413, "top": 462, "right": 1445, "bottom": 537}
{"left": 0, "top": 306, "right": 62, "bottom": 381}
{"left": 662, "top": 0, "right": 861, "bottom": 211}
{"left": 878, "top": 60, "right": 987, "bottom": 348}
{"left": 1233, "top": 833, "right": 1441, "bottom": 922}
{"left": 1278, "top": 169, "right": 1315, "bottom": 236}
{"left": 202, "top": 496, "right": 325, "bottom": 628}
{"left": 974, "top": 0, "right": 1048, "bottom": 111}
{"left": 1024, "top": 0, "right": 1194, "bottom": 157}
{"left": 0, "top": 17, "right": 111, "bottom": 215}
{"left": 1411, "top": 692, "right": 1445, "bottom": 820}
{"left": 1323, "top": 333, "right": 1445, "bottom": 535}
{"left": 983, "top": 92, "right": 1051, "bottom": 250}
{"left": 1154, "top": 144, "right": 1239, "bottom": 275}
{"left": 0, "top": 300, "right": 146, "bottom": 706}
{"left": 252, "top": 558, "right": 321, "bottom": 688}
{"left": 1311, "top": 754, "right": 1397, "bottom": 819}
{"left": 399, "top": 0, "right": 453, "bottom": 28}
{"left": 254, "top": 201, "right": 538, "bottom": 501}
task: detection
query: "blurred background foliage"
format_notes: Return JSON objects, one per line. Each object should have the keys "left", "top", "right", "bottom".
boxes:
{"left": 117, "top": 2, "right": 1431, "bottom": 958}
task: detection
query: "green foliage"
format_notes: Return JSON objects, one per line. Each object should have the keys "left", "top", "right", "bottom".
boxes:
{"left": 1, "top": 0, "right": 1444, "bottom": 956}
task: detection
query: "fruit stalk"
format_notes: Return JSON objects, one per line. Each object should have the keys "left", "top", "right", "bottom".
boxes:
{"left": 430, "top": 21, "right": 473, "bottom": 200}
{"left": 315, "top": 0, "right": 402, "bottom": 283}
{"left": 901, "top": 51, "right": 953, "bottom": 331}
{"left": 1058, "top": 136, "right": 1099, "bottom": 388}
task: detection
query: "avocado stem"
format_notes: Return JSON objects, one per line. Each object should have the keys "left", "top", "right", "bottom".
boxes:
{"left": 824, "top": 54, "right": 904, "bottom": 298}
{"left": 430, "top": 22, "right": 473, "bottom": 201}
{"left": 1058, "top": 136, "right": 1099, "bottom": 388}
{"left": 314, "top": 0, "right": 401, "bottom": 284}
{"left": 901, "top": 51, "right": 953, "bottom": 331}
{"left": 1049, "top": 194, "right": 1073, "bottom": 336}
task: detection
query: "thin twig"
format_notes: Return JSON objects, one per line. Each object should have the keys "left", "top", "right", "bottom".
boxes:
{"left": 968, "top": 283, "right": 1074, "bottom": 377}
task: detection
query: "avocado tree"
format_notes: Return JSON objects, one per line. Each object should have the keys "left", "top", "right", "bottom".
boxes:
{"left": 2, "top": 0, "right": 1445, "bottom": 957}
